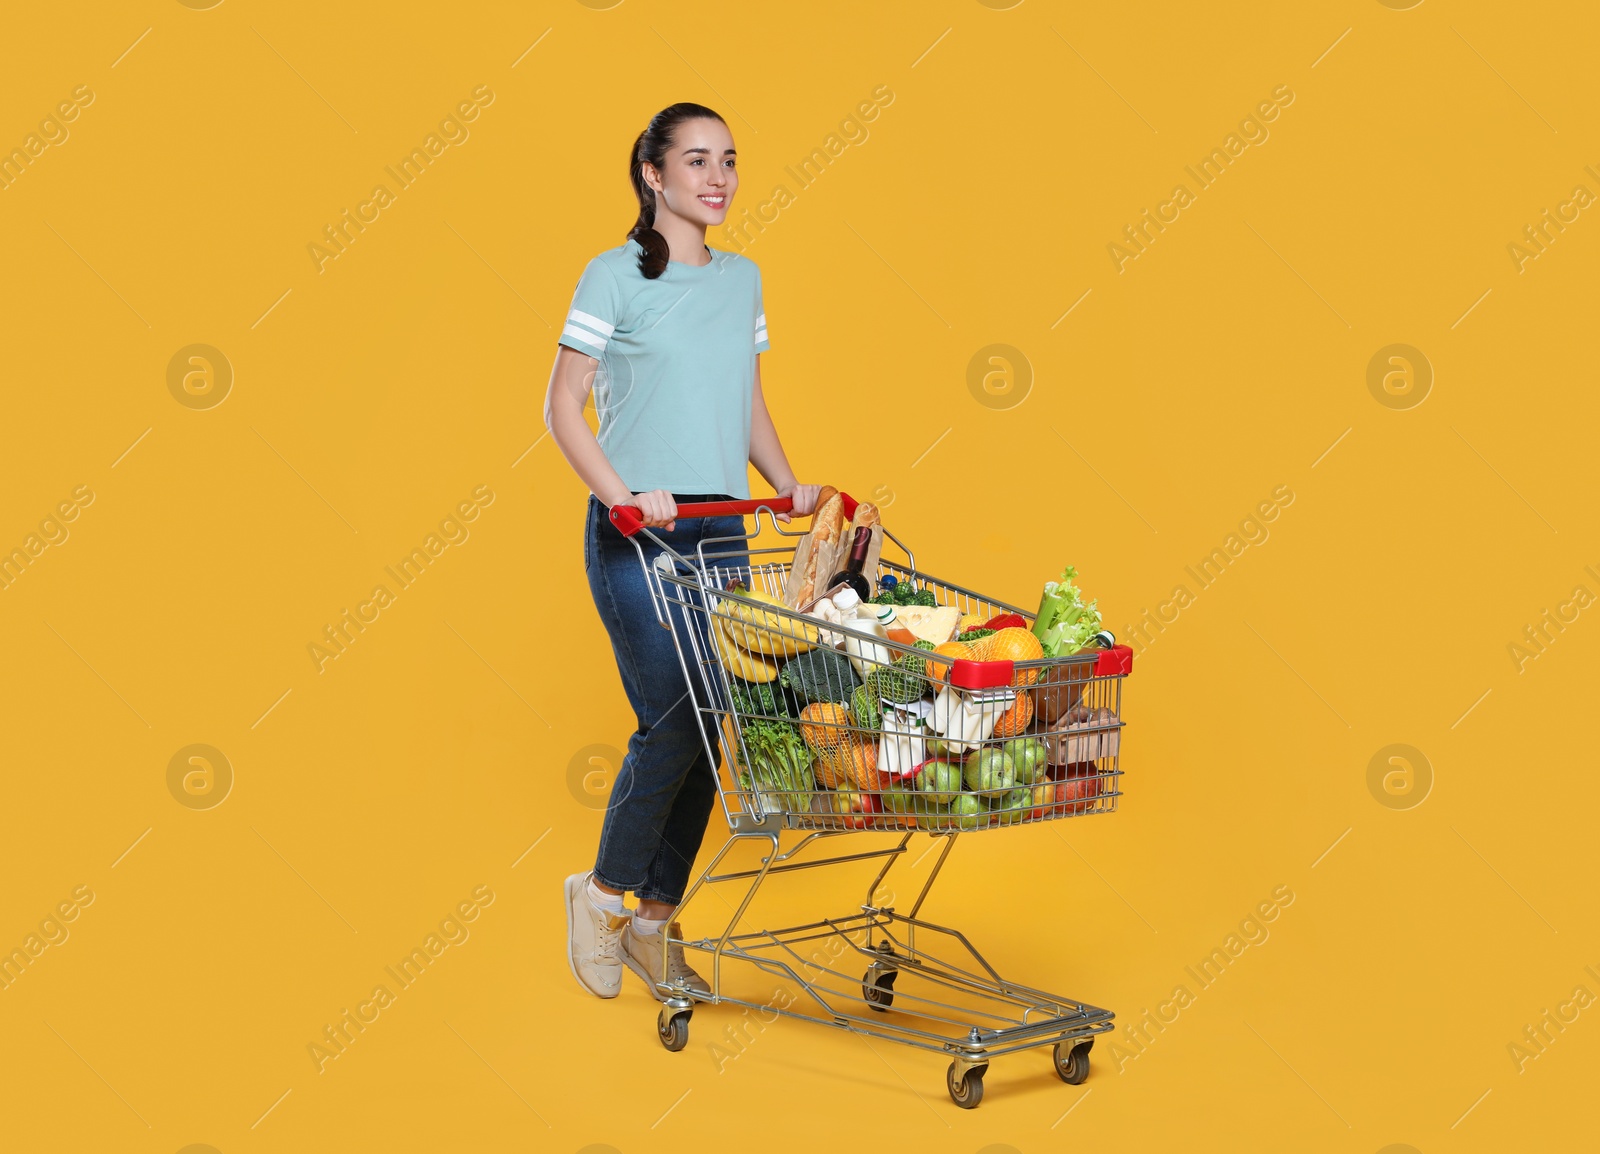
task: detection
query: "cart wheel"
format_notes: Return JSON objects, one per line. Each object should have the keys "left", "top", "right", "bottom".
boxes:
{"left": 657, "top": 1007, "right": 691, "bottom": 1052}
{"left": 946, "top": 1061, "right": 986, "bottom": 1108}
{"left": 1053, "top": 1040, "right": 1091, "bottom": 1085}
{"left": 862, "top": 966, "right": 898, "bottom": 1011}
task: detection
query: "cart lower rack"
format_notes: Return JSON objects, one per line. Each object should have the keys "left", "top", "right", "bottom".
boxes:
{"left": 611, "top": 492, "right": 1133, "bottom": 1108}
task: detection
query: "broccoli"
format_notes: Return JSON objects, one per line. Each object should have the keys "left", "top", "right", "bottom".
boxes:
{"left": 729, "top": 679, "right": 796, "bottom": 720}
{"left": 779, "top": 645, "right": 860, "bottom": 705}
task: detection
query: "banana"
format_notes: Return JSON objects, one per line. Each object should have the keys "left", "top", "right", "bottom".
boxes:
{"left": 721, "top": 586, "right": 818, "bottom": 657}
{"left": 713, "top": 615, "right": 779, "bottom": 683}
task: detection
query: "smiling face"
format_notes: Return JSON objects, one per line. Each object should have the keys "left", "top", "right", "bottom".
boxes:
{"left": 643, "top": 117, "right": 737, "bottom": 227}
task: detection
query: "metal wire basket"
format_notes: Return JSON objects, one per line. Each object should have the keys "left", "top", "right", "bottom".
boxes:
{"left": 618, "top": 497, "right": 1129, "bottom": 835}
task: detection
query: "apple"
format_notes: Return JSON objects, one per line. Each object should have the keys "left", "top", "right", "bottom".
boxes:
{"left": 879, "top": 786, "right": 930, "bottom": 828}
{"left": 948, "top": 793, "right": 985, "bottom": 830}
{"left": 824, "top": 789, "right": 881, "bottom": 829}
{"left": 914, "top": 758, "right": 963, "bottom": 805}
{"left": 1058, "top": 768, "right": 1102, "bottom": 816}
{"left": 1030, "top": 781, "right": 1060, "bottom": 821}
{"left": 912, "top": 796, "right": 949, "bottom": 830}
{"left": 1003, "top": 737, "right": 1050, "bottom": 785}
{"left": 963, "top": 747, "right": 1015, "bottom": 794}
{"left": 991, "top": 787, "right": 1032, "bottom": 825}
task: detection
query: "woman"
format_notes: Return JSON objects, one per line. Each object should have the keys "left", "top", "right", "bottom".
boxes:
{"left": 545, "top": 103, "right": 819, "bottom": 999}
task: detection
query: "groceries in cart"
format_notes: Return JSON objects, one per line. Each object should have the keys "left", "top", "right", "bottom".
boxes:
{"left": 712, "top": 489, "right": 1129, "bottom": 830}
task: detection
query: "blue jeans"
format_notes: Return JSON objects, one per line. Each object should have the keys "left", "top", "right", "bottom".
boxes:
{"left": 585, "top": 493, "right": 750, "bottom": 905}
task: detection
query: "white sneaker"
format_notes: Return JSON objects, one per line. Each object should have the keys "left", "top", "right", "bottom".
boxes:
{"left": 622, "top": 918, "right": 711, "bottom": 997}
{"left": 564, "top": 872, "right": 629, "bottom": 998}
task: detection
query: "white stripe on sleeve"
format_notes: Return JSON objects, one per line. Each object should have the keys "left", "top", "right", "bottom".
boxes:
{"left": 561, "top": 323, "right": 607, "bottom": 352}
{"left": 569, "top": 308, "right": 615, "bottom": 336}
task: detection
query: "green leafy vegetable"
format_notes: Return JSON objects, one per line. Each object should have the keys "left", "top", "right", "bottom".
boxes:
{"left": 779, "top": 645, "right": 860, "bottom": 705}
{"left": 957, "top": 627, "right": 997, "bottom": 644}
{"left": 734, "top": 717, "right": 816, "bottom": 811}
{"left": 1032, "top": 565, "right": 1102, "bottom": 657}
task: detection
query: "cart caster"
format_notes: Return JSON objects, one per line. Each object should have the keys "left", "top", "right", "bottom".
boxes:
{"left": 1053, "top": 1038, "right": 1092, "bottom": 1085}
{"left": 946, "top": 1061, "right": 986, "bottom": 1108}
{"left": 862, "top": 965, "right": 898, "bottom": 1011}
{"left": 657, "top": 1006, "right": 691, "bottom": 1052}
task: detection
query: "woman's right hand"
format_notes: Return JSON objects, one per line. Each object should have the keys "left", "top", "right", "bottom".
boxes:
{"left": 618, "top": 489, "right": 678, "bottom": 532}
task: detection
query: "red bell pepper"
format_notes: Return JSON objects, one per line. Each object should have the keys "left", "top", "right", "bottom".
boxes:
{"left": 984, "top": 613, "right": 1027, "bottom": 631}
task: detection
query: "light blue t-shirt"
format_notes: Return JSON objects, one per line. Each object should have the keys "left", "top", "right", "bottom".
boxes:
{"left": 558, "top": 238, "right": 769, "bottom": 499}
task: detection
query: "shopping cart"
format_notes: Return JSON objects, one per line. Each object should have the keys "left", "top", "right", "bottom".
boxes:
{"left": 610, "top": 491, "right": 1133, "bottom": 1108}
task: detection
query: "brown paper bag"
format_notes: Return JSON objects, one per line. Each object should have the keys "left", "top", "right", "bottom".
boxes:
{"left": 782, "top": 534, "right": 814, "bottom": 608}
{"left": 782, "top": 516, "right": 884, "bottom": 609}
{"left": 861, "top": 524, "right": 884, "bottom": 589}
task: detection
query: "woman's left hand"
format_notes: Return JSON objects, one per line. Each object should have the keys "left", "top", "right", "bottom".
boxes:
{"left": 775, "top": 483, "right": 821, "bottom": 523}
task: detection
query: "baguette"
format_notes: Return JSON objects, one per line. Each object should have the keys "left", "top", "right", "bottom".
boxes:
{"left": 793, "top": 492, "right": 844, "bottom": 608}
{"left": 780, "top": 487, "right": 834, "bottom": 607}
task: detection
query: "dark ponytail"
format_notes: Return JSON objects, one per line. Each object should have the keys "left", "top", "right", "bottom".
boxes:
{"left": 628, "top": 102, "right": 726, "bottom": 279}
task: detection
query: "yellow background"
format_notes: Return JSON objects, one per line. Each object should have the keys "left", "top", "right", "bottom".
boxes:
{"left": 2, "top": 1, "right": 1596, "bottom": 1151}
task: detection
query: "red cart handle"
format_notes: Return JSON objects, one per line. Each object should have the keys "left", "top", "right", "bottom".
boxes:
{"left": 609, "top": 491, "right": 857, "bottom": 537}
{"left": 947, "top": 642, "right": 1133, "bottom": 690}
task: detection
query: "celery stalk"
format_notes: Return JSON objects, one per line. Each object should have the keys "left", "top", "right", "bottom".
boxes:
{"left": 1032, "top": 565, "right": 1101, "bottom": 657}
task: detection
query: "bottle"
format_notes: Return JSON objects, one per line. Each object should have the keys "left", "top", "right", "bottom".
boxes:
{"left": 841, "top": 604, "right": 893, "bottom": 680}
{"left": 829, "top": 586, "right": 862, "bottom": 619}
{"left": 878, "top": 605, "right": 919, "bottom": 648}
{"left": 823, "top": 526, "right": 873, "bottom": 603}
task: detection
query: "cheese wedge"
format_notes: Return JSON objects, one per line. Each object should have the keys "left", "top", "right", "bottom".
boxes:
{"left": 883, "top": 605, "right": 961, "bottom": 645}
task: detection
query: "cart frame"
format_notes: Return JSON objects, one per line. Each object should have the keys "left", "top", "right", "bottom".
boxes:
{"left": 609, "top": 494, "right": 1131, "bottom": 1108}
